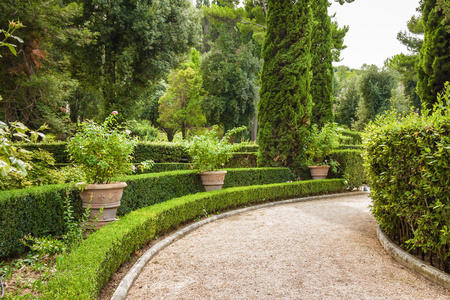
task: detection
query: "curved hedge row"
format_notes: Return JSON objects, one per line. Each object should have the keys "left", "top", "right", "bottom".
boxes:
{"left": 0, "top": 168, "right": 292, "bottom": 258}
{"left": 41, "top": 179, "right": 346, "bottom": 299}
{"left": 365, "top": 84, "right": 450, "bottom": 269}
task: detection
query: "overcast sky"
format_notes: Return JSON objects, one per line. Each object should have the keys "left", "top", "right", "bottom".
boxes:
{"left": 329, "top": 0, "right": 421, "bottom": 69}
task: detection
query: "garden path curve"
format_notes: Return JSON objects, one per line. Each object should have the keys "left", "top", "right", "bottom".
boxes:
{"left": 126, "top": 193, "right": 450, "bottom": 299}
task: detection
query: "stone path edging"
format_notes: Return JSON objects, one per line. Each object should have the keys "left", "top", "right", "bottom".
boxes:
{"left": 110, "top": 191, "right": 366, "bottom": 300}
{"left": 377, "top": 225, "right": 450, "bottom": 290}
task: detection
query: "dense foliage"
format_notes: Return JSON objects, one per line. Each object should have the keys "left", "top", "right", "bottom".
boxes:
{"left": 353, "top": 65, "right": 396, "bottom": 130}
{"left": 417, "top": 0, "right": 450, "bottom": 107}
{"left": 184, "top": 125, "right": 246, "bottom": 172}
{"left": 365, "top": 83, "right": 450, "bottom": 266}
{"left": 200, "top": 25, "right": 261, "bottom": 132}
{"left": 67, "top": 112, "right": 136, "bottom": 184}
{"left": 258, "top": 0, "right": 312, "bottom": 170}
{"left": 69, "top": 0, "right": 201, "bottom": 121}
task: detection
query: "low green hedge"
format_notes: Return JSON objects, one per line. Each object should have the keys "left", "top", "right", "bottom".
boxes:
{"left": 136, "top": 163, "right": 193, "bottom": 173}
{"left": 0, "top": 168, "right": 292, "bottom": 258}
{"left": 225, "top": 152, "right": 258, "bottom": 168}
{"left": 339, "top": 129, "right": 363, "bottom": 145}
{"left": 41, "top": 179, "right": 346, "bottom": 299}
{"left": 0, "top": 185, "right": 82, "bottom": 258}
{"left": 20, "top": 142, "right": 256, "bottom": 164}
{"left": 328, "top": 150, "right": 366, "bottom": 188}
{"left": 22, "top": 142, "right": 70, "bottom": 164}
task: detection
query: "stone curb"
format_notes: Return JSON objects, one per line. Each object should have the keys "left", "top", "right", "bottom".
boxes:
{"left": 377, "top": 226, "right": 450, "bottom": 290}
{"left": 111, "top": 191, "right": 367, "bottom": 300}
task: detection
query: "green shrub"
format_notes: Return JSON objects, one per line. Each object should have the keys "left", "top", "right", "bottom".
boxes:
{"left": 133, "top": 141, "right": 188, "bottom": 163}
{"left": 128, "top": 120, "right": 159, "bottom": 142}
{"left": 225, "top": 152, "right": 258, "bottom": 168}
{"left": 365, "top": 82, "right": 450, "bottom": 264}
{"left": 22, "top": 142, "right": 69, "bottom": 164}
{"left": 328, "top": 150, "right": 366, "bottom": 189}
{"left": 339, "top": 129, "right": 362, "bottom": 145}
{"left": 0, "top": 185, "right": 82, "bottom": 258}
{"left": 135, "top": 163, "right": 193, "bottom": 174}
{"left": 41, "top": 179, "right": 346, "bottom": 299}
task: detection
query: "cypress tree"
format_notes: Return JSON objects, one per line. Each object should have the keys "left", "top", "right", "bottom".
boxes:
{"left": 310, "top": 0, "right": 334, "bottom": 127}
{"left": 257, "top": 0, "right": 312, "bottom": 170}
{"left": 417, "top": 0, "right": 450, "bottom": 107}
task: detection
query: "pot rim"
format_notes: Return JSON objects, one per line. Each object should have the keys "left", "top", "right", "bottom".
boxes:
{"left": 200, "top": 170, "right": 228, "bottom": 175}
{"left": 76, "top": 182, "right": 127, "bottom": 190}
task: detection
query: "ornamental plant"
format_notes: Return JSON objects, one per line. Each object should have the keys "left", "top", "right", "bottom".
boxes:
{"left": 184, "top": 125, "right": 246, "bottom": 172}
{"left": 67, "top": 111, "right": 136, "bottom": 184}
{"left": 306, "top": 123, "right": 340, "bottom": 169}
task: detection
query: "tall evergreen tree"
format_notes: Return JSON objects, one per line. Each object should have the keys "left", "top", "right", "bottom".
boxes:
{"left": 417, "top": 0, "right": 450, "bottom": 107}
{"left": 310, "top": 0, "right": 334, "bottom": 128}
{"left": 257, "top": 0, "right": 312, "bottom": 170}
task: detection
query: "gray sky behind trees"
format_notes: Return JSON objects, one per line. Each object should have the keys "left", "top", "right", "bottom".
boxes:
{"left": 330, "top": 0, "right": 421, "bottom": 69}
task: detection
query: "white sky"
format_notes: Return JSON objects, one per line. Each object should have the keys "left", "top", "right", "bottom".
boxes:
{"left": 329, "top": 0, "right": 421, "bottom": 69}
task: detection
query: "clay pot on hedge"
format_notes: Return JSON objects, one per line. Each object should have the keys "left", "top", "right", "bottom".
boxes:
{"left": 308, "top": 166, "right": 330, "bottom": 180}
{"left": 78, "top": 182, "right": 127, "bottom": 228}
{"left": 199, "top": 170, "right": 227, "bottom": 192}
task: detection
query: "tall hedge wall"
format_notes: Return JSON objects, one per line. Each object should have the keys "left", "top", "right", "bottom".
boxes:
{"left": 0, "top": 168, "right": 292, "bottom": 258}
{"left": 365, "top": 86, "right": 450, "bottom": 265}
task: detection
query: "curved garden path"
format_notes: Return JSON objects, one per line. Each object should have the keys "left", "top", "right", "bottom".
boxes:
{"left": 126, "top": 193, "right": 450, "bottom": 299}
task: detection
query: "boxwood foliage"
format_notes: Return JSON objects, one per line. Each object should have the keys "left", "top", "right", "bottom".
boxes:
{"left": 0, "top": 168, "right": 292, "bottom": 258}
{"left": 135, "top": 163, "right": 193, "bottom": 174}
{"left": 328, "top": 150, "right": 366, "bottom": 189}
{"left": 364, "top": 83, "right": 450, "bottom": 265}
{"left": 41, "top": 179, "right": 346, "bottom": 299}
{"left": 20, "top": 142, "right": 255, "bottom": 164}
{"left": 225, "top": 152, "right": 258, "bottom": 168}
{"left": 21, "top": 142, "right": 70, "bottom": 164}
{"left": 339, "top": 129, "right": 363, "bottom": 145}
{"left": 0, "top": 185, "right": 82, "bottom": 258}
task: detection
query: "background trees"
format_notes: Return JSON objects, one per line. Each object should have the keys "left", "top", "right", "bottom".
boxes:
{"left": 158, "top": 50, "right": 206, "bottom": 141}
{"left": 70, "top": 0, "right": 200, "bottom": 121}
{"left": 0, "top": 1, "right": 81, "bottom": 137}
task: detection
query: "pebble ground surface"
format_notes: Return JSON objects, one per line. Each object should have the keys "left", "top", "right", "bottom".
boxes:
{"left": 127, "top": 194, "right": 450, "bottom": 299}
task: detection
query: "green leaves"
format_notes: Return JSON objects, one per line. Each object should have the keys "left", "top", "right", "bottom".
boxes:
{"left": 184, "top": 125, "right": 246, "bottom": 172}
{"left": 67, "top": 112, "right": 136, "bottom": 184}
{"left": 365, "top": 82, "right": 450, "bottom": 262}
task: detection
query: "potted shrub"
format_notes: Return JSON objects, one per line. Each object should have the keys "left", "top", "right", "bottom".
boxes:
{"left": 306, "top": 123, "right": 340, "bottom": 180}
{"left": 67, "top": 111, "right": 136, "bottom": 227}
{"left": 185, "top": 125, "right": 246, "bottom": 191}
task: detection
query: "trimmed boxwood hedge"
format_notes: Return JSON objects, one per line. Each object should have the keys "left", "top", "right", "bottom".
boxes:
{"left": 339, "top": 129, "right": 363, "bottom": 145}
{"left": 21, "top": 142, "right": 256, "bottom": 164}
{"left": 225, "top": 152, "right": 258, "bottom": 168}
{"left": 0, "top": 168, "right": 292, "bottom": 258}
{"left": 41, "top": 179, "right": 346, "bottom": 299}
{"left": 328, "top": 150, "right": 366, "bottom": 188}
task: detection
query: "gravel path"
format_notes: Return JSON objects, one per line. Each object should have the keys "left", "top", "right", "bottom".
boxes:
{"left": 127, "top": 194, "right": 450, "bottom": 299}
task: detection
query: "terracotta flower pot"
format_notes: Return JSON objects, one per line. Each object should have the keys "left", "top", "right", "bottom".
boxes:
{"left": 199, "top": 170, "right": 227, "bottom": 192}
{"left": 78, "top": 182, "right": 127, "bottom": 228}
{"left": 308, "top": 166, "right": 330, "bottom": 180}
